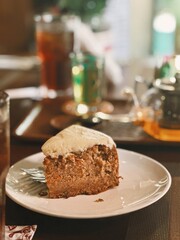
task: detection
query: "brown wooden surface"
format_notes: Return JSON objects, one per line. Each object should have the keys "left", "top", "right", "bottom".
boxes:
{"left": 11, "top": 98, "right": 150, "bottom": 144}
{"left": 7, "top": 98, "right": 180, "bottom": 240}
{"left": 11, "top": 97, "right": 180, "bottom": 146}
{"left": 1, "top": 66, "right": 180, "bottom": 240}
{"left": 6, "top": 104, "right": 180, "bottom": 240}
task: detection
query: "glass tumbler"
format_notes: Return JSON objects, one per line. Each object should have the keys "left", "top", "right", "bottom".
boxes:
{"left": 35, "top": 14, "right": 75, "bottom": 98}
{"left": 0, "top": 91, "right": 10, "bottom": 240}
{"left": 71, "top": 52, "right": 105, "bottom": 115}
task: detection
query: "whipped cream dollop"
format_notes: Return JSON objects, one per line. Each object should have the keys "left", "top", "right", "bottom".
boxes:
{"left": 42, "top": 125, "right": 115, "bottom": 158}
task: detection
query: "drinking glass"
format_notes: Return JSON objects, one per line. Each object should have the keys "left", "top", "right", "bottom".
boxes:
{"left": 70, "top": 52, "right": 106, "bottom": 115}
{"left": 0, "top": 91, "right": 10, "bottom": 240}
{"left": 35, "top": 14, "right": 75, "bottom": 98}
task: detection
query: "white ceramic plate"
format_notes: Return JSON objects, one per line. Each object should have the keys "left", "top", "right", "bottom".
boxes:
{"left": 6, "top": 149, "right": 171, "bottom": 219}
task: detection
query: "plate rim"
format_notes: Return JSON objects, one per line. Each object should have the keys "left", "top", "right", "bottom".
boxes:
{"left": 6, "top": 148, "right": 172, "bottom": 219}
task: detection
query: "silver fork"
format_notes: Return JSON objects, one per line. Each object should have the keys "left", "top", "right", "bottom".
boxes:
{"left": 21, "top": 168, "right": 46, "bottom": 183}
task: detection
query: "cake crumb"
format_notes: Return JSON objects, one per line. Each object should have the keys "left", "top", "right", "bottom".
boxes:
{"left": 94, "top": 198, "right": 104, "bottom": 203}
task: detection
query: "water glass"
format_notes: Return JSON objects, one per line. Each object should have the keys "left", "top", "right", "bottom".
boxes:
{"left": 0, "top": 91, "right": 10, "bottom": 240}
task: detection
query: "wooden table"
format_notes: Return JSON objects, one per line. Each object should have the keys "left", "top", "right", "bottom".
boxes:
{"left": 5, "top": 97, "right": 180, "bottom": 240}
{"left": 1, "top": 66, "right": 180, "bottom": 240}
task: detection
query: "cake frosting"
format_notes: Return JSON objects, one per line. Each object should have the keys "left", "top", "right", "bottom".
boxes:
{"left": 42, "top": 125, "right": 115, "bottom": 158}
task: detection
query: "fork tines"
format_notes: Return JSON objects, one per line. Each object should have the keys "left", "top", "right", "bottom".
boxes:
{"left": 21, "top": 168, "right": 46, "bottom": 183}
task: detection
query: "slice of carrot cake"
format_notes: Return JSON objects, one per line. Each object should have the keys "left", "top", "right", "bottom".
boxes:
{"left": 41, "top": 125, "right": 119, "bottom": 198}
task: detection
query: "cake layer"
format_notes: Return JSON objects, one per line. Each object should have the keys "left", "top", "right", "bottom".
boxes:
{"left": 43, "top": 144, "right": 119, "bottom": 198}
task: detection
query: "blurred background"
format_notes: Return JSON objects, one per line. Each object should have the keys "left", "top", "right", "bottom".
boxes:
{"left": 0, "top": 0, "right": 180, "bottom": 89}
